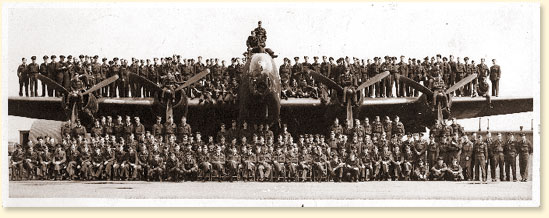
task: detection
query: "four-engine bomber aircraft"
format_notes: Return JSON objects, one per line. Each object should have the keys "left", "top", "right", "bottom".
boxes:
{"left": 8, "top": 52, "right": 533, "bottom": 136}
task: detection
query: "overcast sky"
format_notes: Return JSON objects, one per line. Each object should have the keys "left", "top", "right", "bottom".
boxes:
{"left": 2, "top": 2, "right": 539, "bottom": 141}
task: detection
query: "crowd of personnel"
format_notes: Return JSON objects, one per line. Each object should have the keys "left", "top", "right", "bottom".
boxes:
{"left": 16, "top": 21, "right": 502, "bottom": 102}
{"left": 16, "top": 54, "right": 503, "bottom": 102}
{"left": 9, "top": 115, "right": 531, "bottom": 183}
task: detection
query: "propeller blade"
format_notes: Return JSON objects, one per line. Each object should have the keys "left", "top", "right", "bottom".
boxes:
{"left": 175, "top": 69, "right": 210, "bottom": 92}
{"left": 309, "top": 71, "right": 343, "bottom": 93}
{"left": 446, "top": 73, "right": 478, "bottom": 94}
{"left": 82, "top": 75, "right": 119, "bottom": 95}
{"left": 357, "top": 71, "right": 390, "bottom": 91}
{"left": 399, "top": 75, "right": 434, "bottom": 97}
{"left": 70, "top": 103, "right": 77, "bottom": 124}
{"left": 166, "top": 100, "right": 173, "bottom": 122}
{"left": 36, "top": 74, "right": 68, "bottom": 95}
{"left": 129, "top": 73, "right": 163, "bottom": 93}
{"left": 346, "top": 100, "right": 353, "bottom": 128}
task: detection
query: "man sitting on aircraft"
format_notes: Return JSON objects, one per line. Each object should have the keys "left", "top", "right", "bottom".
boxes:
{"left": 431, "top": 75, "right": 449, "bottom": 111}
{"left": 246, "top": 21, "right": 277, "bottom": 58}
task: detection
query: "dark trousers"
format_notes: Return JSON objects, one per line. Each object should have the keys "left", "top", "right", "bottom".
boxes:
{"left": 29, "top": 74, "right": 38, "bottom": 97}
{"left": 505, "top": 154, "right": 517, "bottom": 181}
{"left": 19, "top": 77, "right": 29, "bottom": 96}
{"left": 41, "top": 79, "right": 47, "bottom": 96}
{"left": 519, "top": 153, "right": 529, "bottom": 181}
{"left": 460, "top": 159, "right": 472, "bottom": 180}
{"left": 491, "top": 79, "right": 499, "bottom": 96}
{"left": 490, "top": 153, "right": 505, "bottom": 181}
{"left": 474, "top": 155, "right": 486, "bottom": 181}
{"left": 393, "top": 75, "right": 400, "bottom": 97}
{"left": 385, "top": 75, "right": 393, "bottom": 97}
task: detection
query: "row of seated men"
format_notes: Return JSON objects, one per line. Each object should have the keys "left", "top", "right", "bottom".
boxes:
{"left": 17, "top": 54, "right": 502, "bottom": 101}
{"left": 10, "top": 119, "right": 532, "bottom": 183}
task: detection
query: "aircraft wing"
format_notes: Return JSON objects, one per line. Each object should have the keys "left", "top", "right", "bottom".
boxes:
{"left": 8, "top": 96, "right": 156, "bottom": 121}
{"left": 8, "top": 97, "right": 66, "bottom": 121}
{"left": 450, "top": 96, "right": 534, "bottom": 119}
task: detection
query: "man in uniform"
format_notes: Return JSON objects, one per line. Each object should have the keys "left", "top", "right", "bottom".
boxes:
{"left": 99, "top": 58, "right": 110, "bottom": 97}
{"left": 517, "top": 133, "right": 532, "bottom": 182}
{"left": 47, "top": 55, "right": 59, "bottom": 96}
{"left": 490, "top": 133, "right": 505, "bottom": 182}
{"left": 148, "top": 154, "right": 164, "bottom": 181}
{"left": 27, "top": 56, "right": 40, "bottom": 97}
{"left": 17, "top": 57, "right": 28, "bottom": 97}
{"left": 177, "top": 116, "right": 192, "bottom": 141}
{"left": 447, "top": 158, "right": 464, "bottom": 181}
{"left": 113, "top": 115, "right": 124, "bottom": 139}
{"left": 460, "top": 135, "right": 474, "bottom": 181}
{"left": 164, "top": 116, "right": 177, "bottom": 140}
{"left": 489, "top": 59, "right": 501, "bottom": 97}
{"left": 474, "top": 135, "right": 488, "bottom": 182}
{"left": 152, "top": 116, "right": 164, "bottom": 138}
{"left": 504, "top": 133, "right": 518, "bottom": 182}
{"left": 397, "top": 55, "right": 408, "bottom": 97}
{"left": 39, "top": 55, "right": 49, "bottom": 96}
{"left": 51, "top": 144, "right": 67, "bottom": 180}
{"left": 241, "top": 146, "right": 256, "bottom": 181}
{"left": 210, "top": 146, "right": 226, "bottom": 182}
{"left": 179, "top": 152, "right": 197, "bottom": 181}
{"left": 430, "top": 157, "right": 448, "bottom": 181}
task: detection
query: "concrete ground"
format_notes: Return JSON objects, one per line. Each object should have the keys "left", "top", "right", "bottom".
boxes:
{"left": 9, "top": 180, "right": 532, "bottom": 200}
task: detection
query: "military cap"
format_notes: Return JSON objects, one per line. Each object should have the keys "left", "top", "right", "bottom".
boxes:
{"left": 108, "top": 61, "right": 114, "bottom": 65}
{"left": 443, "top": 57, "right": 448, "bottom": 61}
{"left": 464, "top": 57, "right": 469, "bottom": 61}
{"left": 373, "top": 57, "right": 379, "bottom": 61}
{"left": 92, "top": 55, "right": 98, "bottom": 59}
{"left": 156, "top": 116, "right": 162, "bottom": 120}
{"left": 78, "top": 55, "right": 84, "bottom": 59}
{"left": 507, "top": 132, "right": 513, "bottom": 136}
{"left": 294, "top": 57, "right": 299, "bottom": 60}
{"left": 31, "top": 56, "right": 36, "bottom": 60}
{"left": 313, "top": 56, "right": 318, "bottom": 59}
{"left": 59, "top": 55, "right": 66, "bottom": 58}
{"left": 436, "top": 54, "right": 442, "bottom": 58}
{"left": 258, "top": 21, "right": 262, "bottom": 24}
{"left": 99, "top": 57, "right": 106, "bottom": 61}
{"left": 384, "top": 56, "right": 389, "bottom": 59}
{"left": 107, "top": 115, "right": 112, "bottom": 119}
{"left": 196, "top": 132, "right": 201, "bottom": 135}
{"left": 437, "top": 156, "right": 444, "bottom": 161}
{"left": 67, "top": 55, "right": 72, "bottom": 59}
{"left": 424, "top": 56, "right": 428, "bottom": 60}
{"left": 43, "top": 55, "right": 49, "bottom": 60}
{"left": 329, "top": 57, "right": 334, "bottom": 61}
{"left": 113, "top": 57, "right": 119, "bottom": 61}
{"left": 520, "top": 133, "right": 526, "bottom": 137}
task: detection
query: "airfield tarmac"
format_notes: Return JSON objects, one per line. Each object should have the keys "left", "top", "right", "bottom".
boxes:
{"left": 9, "top": 180, "right": 531, "bottom": 200}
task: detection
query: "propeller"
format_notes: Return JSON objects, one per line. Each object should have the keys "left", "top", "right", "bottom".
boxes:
{"left": 82, "top": 75, "right": 119, "bottom": 95}
{"left": 129, "top": 73, "right": 163, "bottom": 93}
{"left": 311, "top": 71, "right": 390, "bottom": 128}
{"left": 400, "top": 73, "right": 478, "bottom": 122}
{"left": 310, "top": 71, "right": 343, "bottom": 93}
{"left": 175, "top": 69, "right": 210, "bottom": 92}
{"left": 397, "top": 75, "right": 434, "bottom": 97}
{"left": 446, "top": 73, "right": 478, "bottom": 94}
{"left": 36, "top": 74, "right": 68, "bottom": 95}
{"left": 356, "top": 71, "right": 390, "bottom": 91}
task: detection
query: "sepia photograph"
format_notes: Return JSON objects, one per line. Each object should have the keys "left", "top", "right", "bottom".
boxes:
{"left": 1, "top": 2, "right": 540, "bottom": 207}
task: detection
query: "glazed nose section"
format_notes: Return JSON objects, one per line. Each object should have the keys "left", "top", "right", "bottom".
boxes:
{"left": 250, "top": 55, "right": 273, "bottom": 76}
